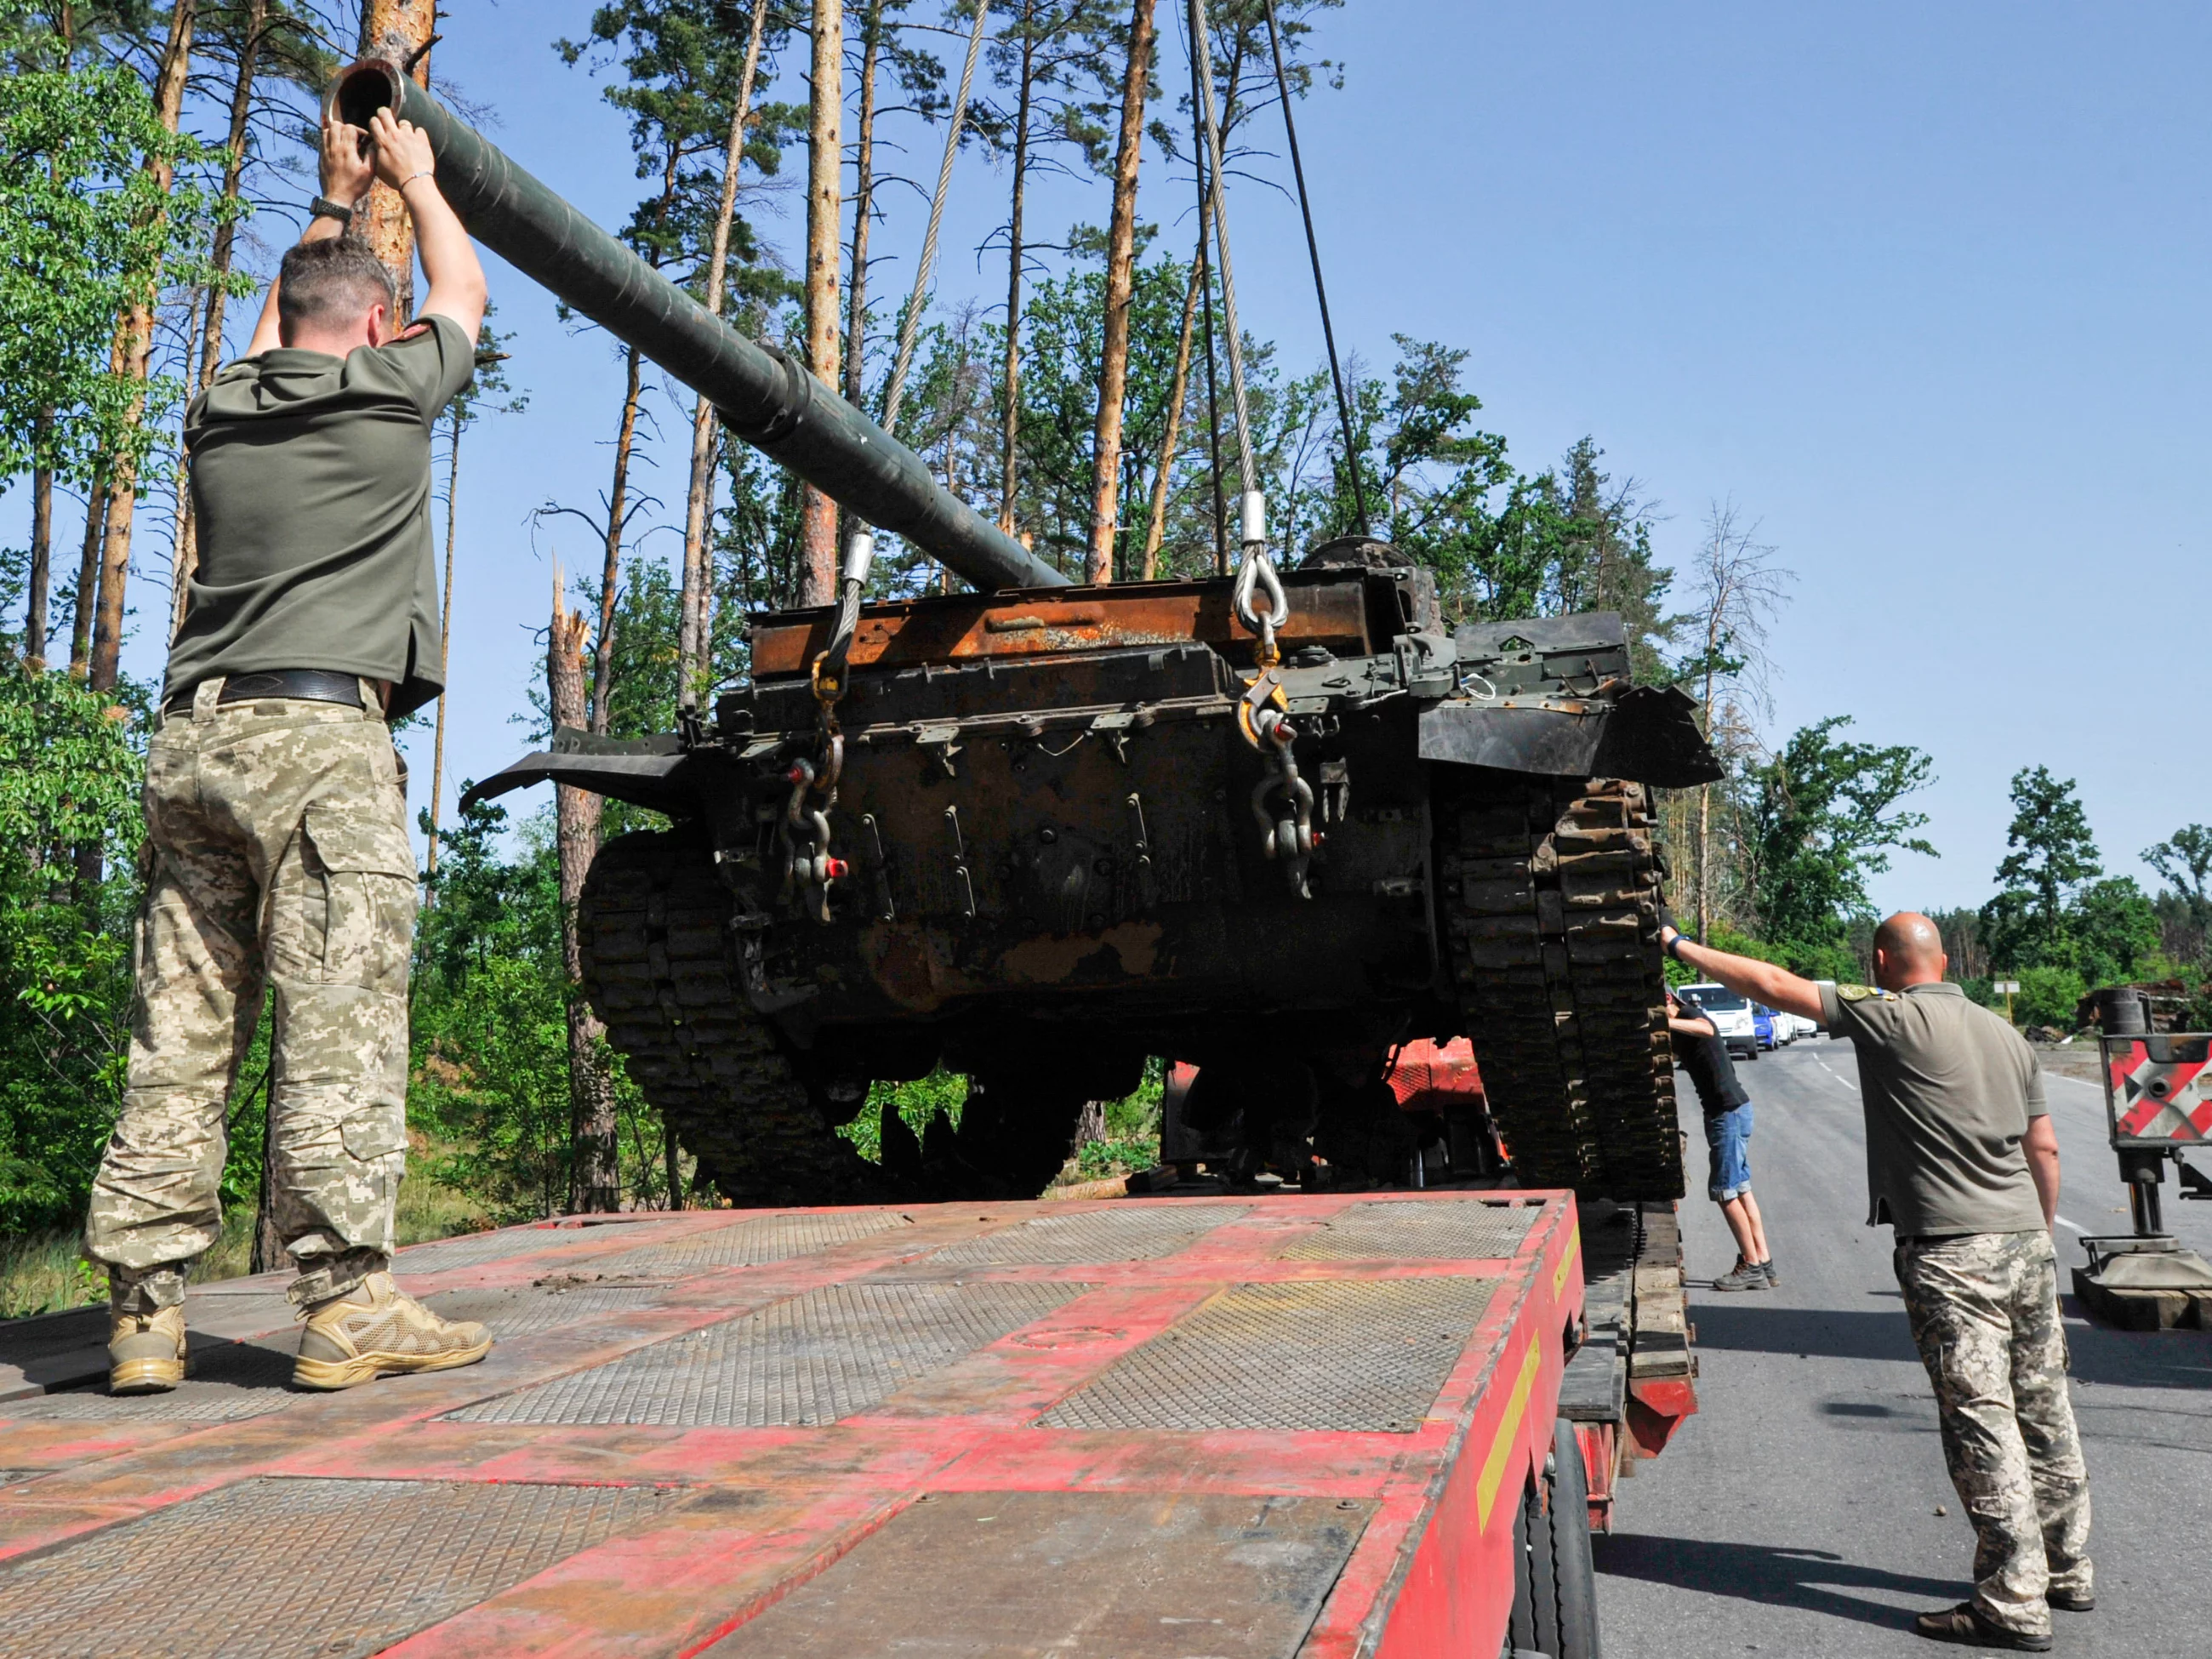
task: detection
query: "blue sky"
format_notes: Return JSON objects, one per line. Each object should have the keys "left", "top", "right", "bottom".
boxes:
{"left": 86, "top": 1, "right": 2212, "bottom": 915}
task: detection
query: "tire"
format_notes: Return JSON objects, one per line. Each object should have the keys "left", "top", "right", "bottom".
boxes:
{"left": 1547, "top": 1419, "right": 1601, "bottom": 1659}
{"left": 1506, "top": 1420, "right": 1601, "bottom": 1659}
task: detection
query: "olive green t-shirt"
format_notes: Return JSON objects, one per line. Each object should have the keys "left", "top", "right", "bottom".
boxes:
{"left": 166, "top": 315, "right": 476, "bottom": 720}
{"left": 1818, "top": 979, "right": 2049, "bottom": 1237}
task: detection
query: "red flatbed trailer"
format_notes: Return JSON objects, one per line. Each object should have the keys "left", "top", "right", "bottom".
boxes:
{"left": 0, "top": 1189, "right": 1692, "bottom": 1656}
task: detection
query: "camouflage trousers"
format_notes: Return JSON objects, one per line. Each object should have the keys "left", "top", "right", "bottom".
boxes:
{"left": 1896, "top": 1229, "right": 2092, "bottom": 1638}
{"left": 85, "top": 681, "right": 418, "bottom": 1314}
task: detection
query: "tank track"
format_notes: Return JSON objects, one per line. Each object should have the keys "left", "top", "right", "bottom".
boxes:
{"left": 1439, "top": 773, "right": 1685, "bottom": 1201}
{"left": 578, "top": 827, "right": 896, "bottom": 1206}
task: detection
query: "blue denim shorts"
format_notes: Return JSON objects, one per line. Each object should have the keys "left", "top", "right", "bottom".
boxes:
{"left": 1704, "top": 1102, "right": 1753, "bottom": 1202}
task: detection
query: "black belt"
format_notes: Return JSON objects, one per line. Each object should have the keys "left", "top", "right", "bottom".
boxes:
{"left": 163, "top": 670, "right": 368, "bottom": 716}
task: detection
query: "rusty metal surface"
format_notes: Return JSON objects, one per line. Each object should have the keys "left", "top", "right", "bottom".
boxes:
{"left": 0, "top": 1476, "right": 685, "bottom": 1659}
{"left": 700, "top": 1491, "right": 1373, "bottom": 1657}
{"left": 446, "top": 1280, "right": 1086, "bottom": 1428}
{"left": 1278, "top": 1200, "right": 1538, "bottom": 1262}
{"left": 924, "top": 1204, "right": 1248, "bottom": 1267}
{"left": 589, "top": 1210, "right": 914, "bottom": 1280}
{"left": 750, "top": 573, "right": 1371, "bottom": 678}
{"left": 1037, "top": 1277, "right": 1496, "bottom": 1434}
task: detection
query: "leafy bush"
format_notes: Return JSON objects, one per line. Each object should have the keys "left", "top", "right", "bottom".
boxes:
{"left": 2012, "top": 966, "right": 2087, "bottom": 1032}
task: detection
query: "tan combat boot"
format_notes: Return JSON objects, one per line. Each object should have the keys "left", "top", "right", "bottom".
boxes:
{"left": 109, "top": 1303, "right": 189, "bottom": 1394}
{"left": 293, "top": 1272, "right": 491, "bottom": 1391}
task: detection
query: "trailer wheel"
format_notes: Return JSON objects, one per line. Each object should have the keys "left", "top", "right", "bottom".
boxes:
{"left": 1506, "top": 1419, "right": 1601, "bottom": 1658}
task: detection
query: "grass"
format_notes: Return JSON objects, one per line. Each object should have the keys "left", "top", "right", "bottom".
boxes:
{"left": 0, "top": 1160, "right": 490, "bottom": 1323}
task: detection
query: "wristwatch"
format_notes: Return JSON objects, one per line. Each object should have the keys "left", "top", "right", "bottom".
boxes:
{"left": 310, "top": 195, "right": 354, "bottom": 229}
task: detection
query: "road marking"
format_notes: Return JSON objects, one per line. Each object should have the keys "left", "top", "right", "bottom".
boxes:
{"left": 2054, "top": 1215, "right": 2087, "bottom": 1233}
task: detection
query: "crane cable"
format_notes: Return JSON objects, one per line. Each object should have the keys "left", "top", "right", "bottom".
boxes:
{"left": 1188, "top": 0, "right": 1287, "bottom": 653}
{"left": 1262, "top": 0, "right": 1369, "bottom": 534}
{"left": 881, "top": 0, "right": 992, "bottom": 436}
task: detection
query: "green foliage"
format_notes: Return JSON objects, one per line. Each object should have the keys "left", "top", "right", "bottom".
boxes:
{"left": 2144, "top": 824, "right": 2212, "bottom": 950}
{"left": 1748, "top": 716, "right": 1936, "bottom": 960}
{"left": 0, "top": 58, "right": 242, "bottom": 489}
{"left": 2011, "top": 965, "right": 2087, "bottom": 1033}
{"left": 843, "top": 1069, "right": 970, "bottom": 1162}
{"left": 1980, "top": 767, "right": 2158, "bottom": 988}
{"left": 408, "top": 798, "right": 673, "bottom": 1221}
{"left": 0, "top": 668, "right": 149, "bottom": 1231}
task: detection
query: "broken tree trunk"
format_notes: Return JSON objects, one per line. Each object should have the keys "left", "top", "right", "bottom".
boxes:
{"left": 550, "top": 567, "right": 618, "bottom": 1212}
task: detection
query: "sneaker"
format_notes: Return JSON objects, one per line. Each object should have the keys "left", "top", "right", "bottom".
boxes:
{"left": 1712, "top": 1258, "right": 1771, "bottom": 1292}
{"left": 2047, "top": 1588, "right": 2094, "bottom": 1613}
{"left": 294, "top": 1272, "right": 491, "bottom": 1391}
{"left": 1913, "top": 1603, "right": 2052, "bottom": 1650}
{"left": 1762, "top": 1257, "right": 1782, "bottom": 1288}
{"left": 109, "top": 1303, "right": 188, "bottom": 1394}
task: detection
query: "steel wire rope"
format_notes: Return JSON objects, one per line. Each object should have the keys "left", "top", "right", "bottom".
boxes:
{"left": 881, "top": 0, "right": 993, "bottom": 437}
{"left": 1188, "top": 0, "right": 1286, "bottom": 642}
{"left": 1261, "top": 0, "right": 1369, "bottom": 533}
{"left": 1183, "top": 0, "right": 1229, "bottom": 573}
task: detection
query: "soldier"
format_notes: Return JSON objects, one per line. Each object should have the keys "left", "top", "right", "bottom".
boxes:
{"left": 1661, "top": 913, "right": 2088, "bottom": 1651}
{"left": 88, "top": 104, "right": 493, "bottom": 1394}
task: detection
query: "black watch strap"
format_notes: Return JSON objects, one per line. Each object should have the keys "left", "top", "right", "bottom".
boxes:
{"left": 310, "top": 195, "right": 354, "bottom": 228}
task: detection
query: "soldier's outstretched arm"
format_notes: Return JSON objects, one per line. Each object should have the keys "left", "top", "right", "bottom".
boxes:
{"left": 368, "top": 106, "right": 487, "bottom": 342}
{"left": 244, "top": 111, "right": 373, "bottom": 357}
{"left": 1660, "top": 924, "right": 1825, "bottom": 1024}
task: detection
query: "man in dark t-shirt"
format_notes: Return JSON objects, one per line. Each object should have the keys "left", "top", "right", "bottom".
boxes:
{"left": 1668, "top": 990, "right": 1775, "bottom": 1291}
{"left": 87, "top": 105, "right": 493, "bottom": 1397}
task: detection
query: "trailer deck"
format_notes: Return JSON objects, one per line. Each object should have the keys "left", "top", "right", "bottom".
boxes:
{"left": 0, "top": 1191, "right": 1622, "bottom": 1658}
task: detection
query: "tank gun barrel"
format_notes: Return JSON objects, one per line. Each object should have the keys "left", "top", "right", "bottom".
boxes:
{"left": 333, "top": 59, "right": 1068, "bottom": 594}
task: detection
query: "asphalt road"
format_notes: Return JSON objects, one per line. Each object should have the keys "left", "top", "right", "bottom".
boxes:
{"left": 1592, "top": 1036, "right": 2212, "bottom": 1658}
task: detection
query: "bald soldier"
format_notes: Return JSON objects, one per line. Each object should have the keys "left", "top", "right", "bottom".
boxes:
{"left": 1660, "top": 913, "right": 2089, "bottom": 1653}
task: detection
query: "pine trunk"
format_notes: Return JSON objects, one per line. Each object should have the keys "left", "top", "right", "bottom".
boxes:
{"left": 26, "top": 413, "right": 53, "bottom": 671}
{"left": 1084, "top": 0, "right": 1157, "bottom": 585}
{"left": 800, "top": 0, "right": 845, "bottom": 606}
{"left": 590, "top": 347, "right": 645, "bottom": 736}
{"left": 1140, "top": 211, "right": 1208, "bottom": 579}
{"left": 843, "top": 0, "right": 884, "bottom": 408}
{"left": 69, "top": 470, "right": 106, "bottom": 676}
{"left": 998, "top": 13, "right": 1035, "bottom": 534}
{"left": 88, "top": 0, "right": 196, "bottom": 693}
{"left": 425, "top": 408, "right": 462, "bottom": 881}
{"left": 678, "top": 0, "right": 771, "bottom": 713}
{"left": 550, "top": 574, "right": 617, "bottom": 1212}
{"left": 356, "top": 0, "right": 436, "bottom": 309}
{"left": 172, "top": 0, "right": 265, "bottom": 641}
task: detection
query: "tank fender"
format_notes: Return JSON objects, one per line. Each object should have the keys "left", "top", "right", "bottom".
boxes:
{"left": 1417, "top": 685, "right": 1721, "bottom": 788}
{"left": 459, "top": 727, "right": 704, "bottom": 818}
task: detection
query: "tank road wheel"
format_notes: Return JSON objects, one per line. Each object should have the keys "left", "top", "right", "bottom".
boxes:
{"left": 947, "top": 1073, "right": 1088, "bottom": 1200}
{"left": 578, "top": 827, "right": 895, "bottom": 1207}
{"left": 1440, "top": 772, "right": 1685, "bottom": 1201}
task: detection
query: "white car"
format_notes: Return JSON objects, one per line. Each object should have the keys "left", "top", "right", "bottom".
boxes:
{"left": 1677, "top": 982, "right": 1759, "bottom": 1062}
{"left": 1786, "top": 1011, "right": 1821, "bottom": 1041}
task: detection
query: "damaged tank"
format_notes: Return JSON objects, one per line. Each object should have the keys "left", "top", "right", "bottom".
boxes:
{"left": 334, "top": 60, "right": 1725, "bottom": 1209}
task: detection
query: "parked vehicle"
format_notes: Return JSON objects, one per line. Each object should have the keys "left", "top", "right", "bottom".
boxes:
{"left": 1753, "top": 1008, "right": 1779, "bottom": 1050}
{"left": 1678, "top": 982, "right": 1759, "bottom": 1062}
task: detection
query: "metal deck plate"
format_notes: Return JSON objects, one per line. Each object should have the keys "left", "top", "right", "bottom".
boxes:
{"left": 0, "top": 1476, "right": 684, "bottom": 1659}
{"left": 590, "top": 1210, "right": 914, "bottom": 1279}
{"left": 425, "top": 1284, "right": 666, "bottom": 1341}
{"left": 926, "top": 1203, "right": 1248, "bottom": 1266}
{"left": 2, "top": 1337, "right": 298, "bottom": 1423}
{"left": 391, "top": 1226, "right": 578, "bottom": 1274}
{"left": 701, "top": 1491, "right": 1372, "bottom": 1657}
{"left": 1280, "top": 1200, "right": 1539, "bottom": 1262}
{"left": 448, "top": 1279, "right": 1086, "bottom": 1428}
{"left": 1038, "top": 1277, "right": 1496, "bottom": 1433}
